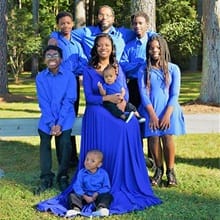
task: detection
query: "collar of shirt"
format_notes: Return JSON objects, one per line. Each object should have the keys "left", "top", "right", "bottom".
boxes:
{"left": 91, "top": 25, "right": 117, "bottom": 36}
{"left": 45, "top": 65, "right": 65, "bottom": 76}
{"left": 57, "top": 31, "right": 77, "bottom": 46}
{"left": 135, "top": 33, "right": 148, "bottom": 45}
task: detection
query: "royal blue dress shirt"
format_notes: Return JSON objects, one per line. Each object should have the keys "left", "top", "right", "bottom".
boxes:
{"left": 120, "top": 31, "right": 156, "bottom": 79}
{"left": 71, "top": 25, "right": 136, "bottom": 61}
{"left": 36, "top": 65, "right": 77, "bottom": 134}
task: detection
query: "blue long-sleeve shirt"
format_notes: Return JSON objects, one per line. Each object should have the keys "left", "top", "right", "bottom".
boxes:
{"left": 73, "top": 168, "right": 111, "bottom": 196}
{"left": 71, "top": 25, "right": 136, "bottom": 61}
{"left": 36, "top": 64, "right": 77, "bottom": 134}
{"left": 120, "top": 31, "right": 157, "bottom": 79}
{"left": 50, "top": 31, "right": 88, "bottom": 76}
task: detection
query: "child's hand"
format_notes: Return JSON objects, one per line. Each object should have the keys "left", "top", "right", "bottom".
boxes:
{"left": 83, "top": 195, "right": 94, "bottom": 203}
{"left": 97, "top": 81, "right": 102, "bottom": 87}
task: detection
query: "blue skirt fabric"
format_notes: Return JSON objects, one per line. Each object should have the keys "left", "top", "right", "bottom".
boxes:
{"left": 36, "top": 105, "right": 162, "bottom": 216}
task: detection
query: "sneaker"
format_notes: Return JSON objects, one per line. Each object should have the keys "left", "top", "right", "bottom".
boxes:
{"left": 92, "top": 208, "right": 109, "bottom": 217}
{"left": 64, "top": 209, "right": 81, "bottom": 218}
{"left": 125, "top": 111, "right": 134, "bottom": 123}
{"left": 137, "top": 117, "right": 146, "bottom": 123}
{"left": 34, "top": 178, "right": 53, "bottom": 195}
{"left": 58, "top": 176, "right": 69, "bottom": 191}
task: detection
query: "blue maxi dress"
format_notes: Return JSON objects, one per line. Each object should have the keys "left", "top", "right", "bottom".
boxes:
{"left": 36, "top": 65, "right": 162, "bottom": 217}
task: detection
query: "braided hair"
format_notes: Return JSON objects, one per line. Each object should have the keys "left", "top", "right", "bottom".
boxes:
{"left": 145, "top": 35, "right": 171, "bottom": 90}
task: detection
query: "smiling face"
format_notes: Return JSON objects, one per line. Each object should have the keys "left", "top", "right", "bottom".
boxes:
{"left": 97, "top": 6, "right": 115, "bottom": 32}
{"left": 96, "top": 36, "right": 113, "bottom": 59}
{"left": 148, "top": 39, "right": 161, "bottom": 62}
{"left": 44, "top": 49, "right": 62, "bottom": 73}
{"left": 132, "top": 16, "right": 149, "bottom": 38}
{"left": 57, "top": 15, "right": 73, "bottom": 37}
{"left": 84, "top": 152, "right": 103, "bottom": 173}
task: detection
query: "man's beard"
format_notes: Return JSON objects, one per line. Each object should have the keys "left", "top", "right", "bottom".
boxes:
{"left": 98, "top": 23, "right": 111, "bottom": 32}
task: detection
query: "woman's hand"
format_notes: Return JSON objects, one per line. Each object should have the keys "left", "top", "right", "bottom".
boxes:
{"left": 117, "top": 99, "right": 126, "bottom": 112}
{"left": 103, "top": 93, "right": 123, "bottom": 104}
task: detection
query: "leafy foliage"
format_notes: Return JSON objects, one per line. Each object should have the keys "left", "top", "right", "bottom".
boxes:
{"left": 7, "top": 7, "right": 41, "bottom": 78}
{"left": 156, "top": 0, "right": 202, "bottom": 69}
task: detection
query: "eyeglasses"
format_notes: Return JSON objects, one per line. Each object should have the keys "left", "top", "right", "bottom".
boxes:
{"left": 98, "top": 13, "right": 113, "bottom": 19}
{"left": 45, "top": 53, "right": 60, "bottom": 59}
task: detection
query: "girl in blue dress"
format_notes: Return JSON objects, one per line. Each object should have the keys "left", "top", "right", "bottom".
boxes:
{"left": 138, "top": 35, "right": 186, "bottom": 187}
{"left": 36, "top": 33, "right": 161, "bottom": 217}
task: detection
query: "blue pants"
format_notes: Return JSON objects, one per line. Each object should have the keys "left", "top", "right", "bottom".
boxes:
{"left": 38, "top": 129, "right": 72, "bottom": 182}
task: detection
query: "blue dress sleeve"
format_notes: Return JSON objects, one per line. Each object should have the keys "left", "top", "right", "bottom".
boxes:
{"left": 167, "top": 63, "right": 181, "bottom": 106}
{"left": 138, "top": 66, "right": 152, "bottom": 107}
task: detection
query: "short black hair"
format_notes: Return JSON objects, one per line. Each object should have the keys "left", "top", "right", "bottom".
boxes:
{"left": 43, "top": 45, "right": 63, "bottom": 59}
{"left": 56, "top": 11, "right": 73, "bottom": 24}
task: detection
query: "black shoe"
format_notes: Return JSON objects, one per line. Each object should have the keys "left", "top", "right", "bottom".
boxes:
{"left": 151, "top": 166, "right": 164, "bottom": 187}
{"left": 34, "top": 178, "right": 53, "bottom": 195}
{"left": 58, "top": 176, "right": 69, "bottom": 191}
{"left": 166, "top": 168, "right": 177, "bottom": 187}
{"left": 146, "top": 157, "right": 156, "bottom": 170}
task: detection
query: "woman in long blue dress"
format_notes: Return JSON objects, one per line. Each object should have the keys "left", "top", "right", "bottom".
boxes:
{"left": 36, "top": 33, "right": 161, "bottom": 217}
{"left": 138, "top": 35, "right": 185, "bottom": 187}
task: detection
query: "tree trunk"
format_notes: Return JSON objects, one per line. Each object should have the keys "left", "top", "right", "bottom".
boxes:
{"left": 0, "top": 1, "right": 8, "bottom": 95}
{"left": 131, "top": 0, "right": 156, "bottom": 31}
{"left": 31, "top": 0, "right": 39, "bottom": 78}
{"left": 200, "top": 0, "right": 220, "bottom": 104}
{"left": 74, "top": 0, "right": 86, "bottom": 28}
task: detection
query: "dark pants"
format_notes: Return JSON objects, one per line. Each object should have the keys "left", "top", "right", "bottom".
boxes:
{"left": 69, "top": 192, "right": 113, "bottom": 210}
{"left": 127, "top": 78, "right": 141, "bottom": 109}
{"left": 103, "top": 101, "right": 137, "bottom": 118}
{"left": 127, "top": 78, "right": 152, "bottom": 159}
{"left": 38, "top": 129, "right": 72, "bottom": 182}
{"left": 70, "top": 76, "right": 80, "bottom": 167}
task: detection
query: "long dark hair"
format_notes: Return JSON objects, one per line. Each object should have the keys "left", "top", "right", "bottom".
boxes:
{"left": 145, "top": 35, "right": 170, "bottom": 89}
{"left": 89, "top": 33, "right": 118, "bottom": 70}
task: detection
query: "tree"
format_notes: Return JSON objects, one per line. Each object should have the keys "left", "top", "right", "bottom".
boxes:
{"left": 156, "top": 0, "right": 202, "bottom": 70}
{"left": 0, "top": 1, "right": 8, "bottom": 95}
{"left": 200, "top": 0, "right": 220, "bottom": 104}
{"left": 131, "top": 0, "right": 156, "bottom": 31}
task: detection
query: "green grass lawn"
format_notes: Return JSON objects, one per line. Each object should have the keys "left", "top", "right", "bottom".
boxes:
{"left": 0, "top": 72, "right": 219, "bottom": 220}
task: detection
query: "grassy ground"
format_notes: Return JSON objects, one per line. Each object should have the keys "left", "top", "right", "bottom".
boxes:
{"left": 0, "top": 72, "right": 219, "bottom": 220}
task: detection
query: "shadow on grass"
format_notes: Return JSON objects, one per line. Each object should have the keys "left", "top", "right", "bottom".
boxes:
{"left": 176, "top": 156, "right": 220, "bottom": 169}
{"left": 0, "top": 107, "right": 39, "bottom": 114}
{"left": 0, "top": 139, "right": 59, "bottom": 192}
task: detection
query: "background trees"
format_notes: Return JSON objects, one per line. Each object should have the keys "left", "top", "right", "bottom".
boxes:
{"left": 1, "top": 0, "right": 219, "bottom": 104}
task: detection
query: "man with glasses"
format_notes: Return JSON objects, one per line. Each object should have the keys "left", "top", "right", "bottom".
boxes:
{"left": 67, "top": 5, "right": 137, "bottom": 61}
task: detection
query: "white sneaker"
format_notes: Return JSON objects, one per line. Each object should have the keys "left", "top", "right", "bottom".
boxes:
{"left": 64, "top": 209, "right": 80, "bottom": 218}
{"left": 92, "top": 208, "right": 109, "bottom": 217}
{"left": 138, "top": 117, "right": 146, "bottom": 123}
{"left": 125, "top": 111, "right": 134, "bottom": 123}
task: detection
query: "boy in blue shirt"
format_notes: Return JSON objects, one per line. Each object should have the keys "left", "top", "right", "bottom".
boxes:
{"left": 49, "top": 11, "right": 87, "bottom": 169}
{"left": 66, "top": 150, "right": 113, "bottom": 217}
{"left": 35, "top": 45, "right": 77, "bottom": 193}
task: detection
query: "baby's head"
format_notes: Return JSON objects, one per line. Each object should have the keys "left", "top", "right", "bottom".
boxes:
{"left": 84, "top": 150, "right": 103, "bottom": 173}
{"left": 103, "top": 64, "right": 117, "bottom": 85}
